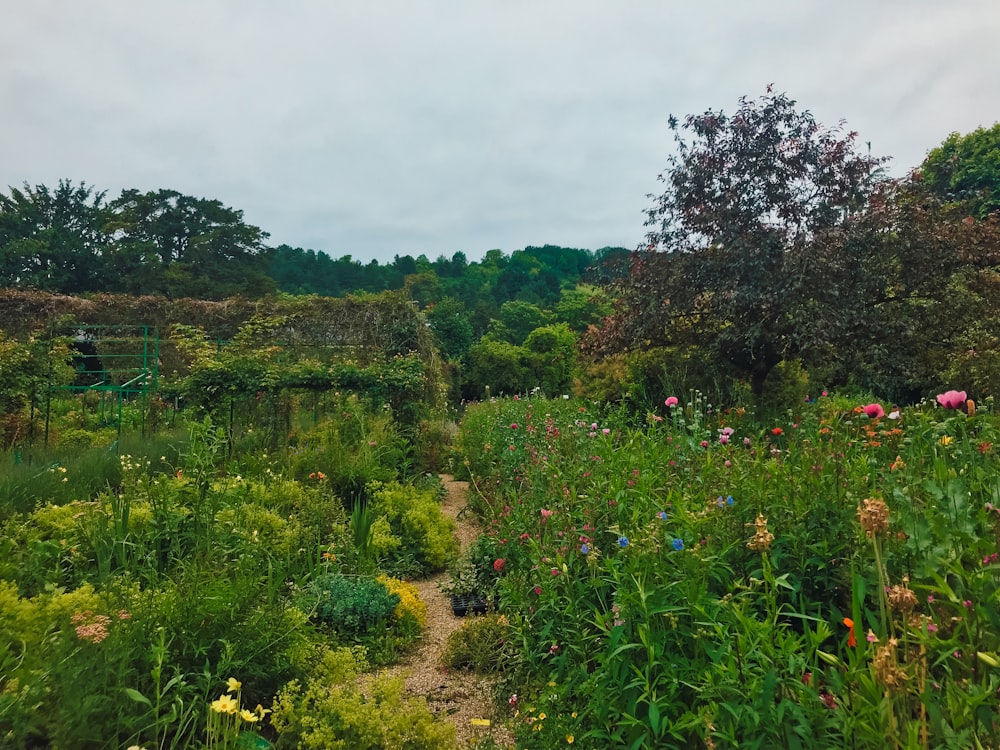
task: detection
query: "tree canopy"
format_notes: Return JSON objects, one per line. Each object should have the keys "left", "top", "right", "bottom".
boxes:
{"left": 592, "top": 90, "right": 888, "bottom": 395}
{"left": 922, "top": 122, "right": 1000, "bottom": 219}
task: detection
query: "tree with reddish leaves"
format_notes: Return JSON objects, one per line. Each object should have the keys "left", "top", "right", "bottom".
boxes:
{"left": 593, "top": 91, "right": 888, "bottom": 397}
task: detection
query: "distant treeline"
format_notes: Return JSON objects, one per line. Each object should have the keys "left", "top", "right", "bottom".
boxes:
{"left": 0, "top": 181, "right": 627, "bottom": 313}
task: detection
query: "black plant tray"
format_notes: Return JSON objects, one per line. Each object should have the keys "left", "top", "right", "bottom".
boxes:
{"left": 450, "top": 594, "right": 488, "bottom": 617}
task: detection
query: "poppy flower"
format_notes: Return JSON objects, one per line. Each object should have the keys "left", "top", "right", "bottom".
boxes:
{"left": 862, "top": 403, "right": 885, "bottom": 419}
{"left": 842, "top": 617, "right": 857, "bottom": 648}
{"left": 771, "top": 427, "right": 783, "bottom": 436}
{"left": 936, "top": 390, "right": 967, "bottom": 409}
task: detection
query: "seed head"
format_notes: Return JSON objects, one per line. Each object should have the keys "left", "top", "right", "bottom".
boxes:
{"left": 857, "top": 497, "right": 889, "bottom": 537}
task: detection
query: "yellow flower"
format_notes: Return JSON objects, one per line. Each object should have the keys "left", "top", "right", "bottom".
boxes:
{"left": 538, "top": 712, "right": 547, "bottom": 720}
{"left": 567, "top": 735, "right": 575, "bottom": 744}
{"left": 255, "top": 704, "right": 271, "bottom": 718}
{"left": 571, "top": 712, "right": 578, "bottom": 718}
{"left": 226, "top": 677, "right": 242, "bottom": 693}
{"left": 240, "top": 708, "right": 259, "bottom": 722}
{"left": 210, "top": 694, "right": 238, "bottom": 714}
{"left": 940, "top": 435, "right": 953, "bottom": 446}
{"left": 548, "top": 681, "right": 557, "bottom": 687}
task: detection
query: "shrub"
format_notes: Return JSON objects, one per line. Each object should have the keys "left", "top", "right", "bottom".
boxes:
{"left": 369, "top": 481, "right": 458, "bottom": 575}
{"left": 308, "top": 573, "right": 400, "bottom": 639}
{"left": 271, "top": 646, "right": 458, "bottom": 749}
{"left": 441, "top": 613, "right": 510, "bottom": 673}
{"left": 377, "top": 574, "right": 427, "bottom": 632}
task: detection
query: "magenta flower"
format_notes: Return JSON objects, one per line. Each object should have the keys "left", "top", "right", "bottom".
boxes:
{"left": 937, "top": 390, "right": 967, "bottom": 409}
{"left": 665, "top": 396, "right": 679, "bottom": 407}
{"left": 862, "top": 403, "right": 885, "bottom": 419}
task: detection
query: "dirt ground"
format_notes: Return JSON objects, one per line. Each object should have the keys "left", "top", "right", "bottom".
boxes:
{"left": 378, "top": 475, "right": 514, "bottom": 748}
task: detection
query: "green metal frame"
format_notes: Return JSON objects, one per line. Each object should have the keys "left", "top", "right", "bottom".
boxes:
{"left": 44, "top": 325, "right": 160, "bottom": 447}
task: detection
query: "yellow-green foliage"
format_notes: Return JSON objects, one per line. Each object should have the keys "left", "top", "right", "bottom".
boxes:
{"left": 0, "top": 581, "right": 112, "bottom": 743}
{"left": 369, "top": 516, "right": 401, "bottom": 559}
{"left": 369, "top": 482, "right": 458, "bottom": 573}
{"left": 377, "top": 575, "right": 427, "bottom": 629}
{"left": 242, "top": 476, "right": 349, "bottom": 552}
{"left": 216, "top": 502, "right": 301, "bottom": 557}
{"left": 270, "top": 646, "right": 457, "bottom": 749}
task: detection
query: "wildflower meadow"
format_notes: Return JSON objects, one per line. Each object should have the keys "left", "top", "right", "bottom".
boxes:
{"left": 455, "top": 390, "right": 1000, "bottom": 749}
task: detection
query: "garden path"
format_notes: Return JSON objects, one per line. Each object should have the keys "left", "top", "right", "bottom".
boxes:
{"left": 379, "top": 474, "right": 513, "bottom": 748}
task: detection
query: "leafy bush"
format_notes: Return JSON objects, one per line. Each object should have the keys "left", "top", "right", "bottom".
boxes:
{"left": 286, "top": 400, "right": 407, "bottom": 502}
{"left": 369, "top": 481, "right": 458, "bottom": 575}
{"left": 377, "top": 574, "right": 427, "bottom": 633}
{"left": 271, "top": 646, "right": 458, "bottom": 749}
{"left": 307, "top": 573, "right": 400, "bottom": 639}
{"left": 441, "top": 613, "right": 510, "bottom": 673}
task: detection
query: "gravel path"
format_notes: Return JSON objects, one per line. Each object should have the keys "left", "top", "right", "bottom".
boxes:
{"left": 379, "top": 475, "right": 513, "bottom": 748}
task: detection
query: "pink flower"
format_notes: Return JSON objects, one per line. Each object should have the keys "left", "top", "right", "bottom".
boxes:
{"left": 510, "top": 423, "right": 518, "bottom": 429}
{"left": 700, "top": 440, "right": 709, "bottom": 448}
{"left": 533, "top": 586, "right": 542, "bottom": 595}
{"left": 540, "top": 508, "right": 553, "bottom": 519}
{"left": 862, "top": 403, "right": 885, "bottom": 419}
{"left": 665, "top": 396, "right": 679, "bottom": 407}
{"left": 936, "top": 390, "right": 968, "bottom": 409}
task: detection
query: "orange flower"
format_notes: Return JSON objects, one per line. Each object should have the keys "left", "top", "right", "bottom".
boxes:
{"left": 771, "top": 427, "right": 783, "bottom": 436}
{"left": 843, "top": 617, "right": 857, "bottom": 648}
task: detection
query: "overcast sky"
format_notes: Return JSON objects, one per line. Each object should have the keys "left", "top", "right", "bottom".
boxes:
{"left": 2, "top": 1, "right": 998, "bottom": 263}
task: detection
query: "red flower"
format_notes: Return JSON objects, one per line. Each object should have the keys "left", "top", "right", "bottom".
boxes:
{"left": 842, "top": 617, "right": 857, "bottom": 648}
{"left": 493, "top": 558, "right": 505, "bottom": 572}
{"left": 862, "top": 403, "right": 885, "bottom": 419}
{"left": 771, "top": 427, "right": 783, "bottom": 436}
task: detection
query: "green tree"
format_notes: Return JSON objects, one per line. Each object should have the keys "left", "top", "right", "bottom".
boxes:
{"left": 486, "top": 300, "right": 553, "bottom": 345}
{"left": 922, "top": 123, "right": 1000, "bottom": 218}
{"left": 524, "top": 323, "right": 578, "bottom": 395}
{"left": 403, "top": 271, "right": 442, "bottom": 308}
{"left": 107, "top": 189, "right": 274, "bottom": 298}
{"left": 463, "top": 338, "right": 529, "bottom": 398}
{"left": 0, "top": 181, "right": 109, "bottom": 292}
{"left": 554, "top": 284, "right": 613, "bottom": 332}
{"left": 426, "top": 297, "right": 474, "bottom": 361}
{"left": 596, "top": 90, "right": 887, "bottom": 397}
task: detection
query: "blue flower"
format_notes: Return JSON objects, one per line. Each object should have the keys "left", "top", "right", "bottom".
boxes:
{"left": 716, "top": 496, "right": 725, "bottom": 508}
{"left": 581, "top": 543, "right": 590, "bottom": 555}
{"left": 656, "top": 511, "right": 667, "bottom": 520}
{"left": 726, "top": 495, "right": 734, "bottom": 506}
{"left": 618, "top": 536, "right": 629, "bottom": 548}
{"left": 672, "top": 538, "right": 685, "bottom": 551}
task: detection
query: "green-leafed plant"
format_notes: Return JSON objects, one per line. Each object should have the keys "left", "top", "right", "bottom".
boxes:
{"left": 368, "top": 480, "right": 459, "bottom": 576}
{"left": 441, "top": 613, "right": 511, "bottom": 673}
{"left": 271, "top": 646, "right": 458, "bottom": 749}
{"left": 457, "top": 394, "right": 1000, "bottom": 749}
